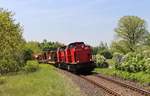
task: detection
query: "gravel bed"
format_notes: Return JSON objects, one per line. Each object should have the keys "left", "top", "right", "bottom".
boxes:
{"left": 56, "top": 68, "right": 112, "bottom": 96}
{"left": 86, "top": 75, "right": 144, "bottom": 96}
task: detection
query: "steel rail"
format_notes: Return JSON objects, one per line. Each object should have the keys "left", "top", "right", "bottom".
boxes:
{"left": 95, "top": 74, "right": 150, "bottom": 96}
{"left": 80, "top": 75, "right": 121, "bottom": 96}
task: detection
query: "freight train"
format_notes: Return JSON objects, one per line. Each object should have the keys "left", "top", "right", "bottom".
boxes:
{"left": 35, "top": 42, "right": 96, "bottom": 73}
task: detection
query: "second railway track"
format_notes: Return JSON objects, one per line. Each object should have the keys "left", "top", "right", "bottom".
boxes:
{"left": 57, "top": 68, "right": 150, "bottom": 96}
{"left": 80, "top": 75, "right": 121, "bottom": 96}
{"left": 81, "top": 74, "right": 149, "bottom": 96}
{"left": 94, "top": 73, "right": 150, "bottom": 96}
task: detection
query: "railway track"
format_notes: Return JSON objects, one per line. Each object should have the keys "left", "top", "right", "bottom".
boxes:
{"left": 80, "top": 75, "right": 121, "bottom": 96}
{"left": 57, "top": 68, "right": 119, "bottom": 95}
{"left": 94, "top": 74, "right": 150, "bottom": 96}
{"left": 57, "top": 68, "right": 150, "bottom": 96}
{"left": 56, "top": 68, "right": 109, "bottom": 96}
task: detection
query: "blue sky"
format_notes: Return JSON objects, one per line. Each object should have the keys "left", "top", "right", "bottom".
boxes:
{"left": 0, "top": 0, "right": 150, "bottom": 46}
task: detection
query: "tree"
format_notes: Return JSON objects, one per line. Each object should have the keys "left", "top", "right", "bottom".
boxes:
{"left": 111, "top": 40, "right": 131, "bottom": 54}
{"left": 115, "top": 16, "right": 148, "bottom": 52}
{"left": 23, "top": 41, "right": 41, "bottom": 61}
{"left": 93, "top": 42, "right": 108, "bottom": 55}
{"left": 93, "top": 42, "right": 112, "bottom": 59}
{"left": 23, "top": 49, "right": 33, "bottom": 61}
{"left": 143, "top": 33, "right": 150, "bottom": 46}
{"left": 24, "top": 41, "right": 41, "bottom": 53}
{"left": 0, "top": 8, "right": 25, "bottom": 73}
{"left": 40, "top": 39, "right": 64, "bottom": 51}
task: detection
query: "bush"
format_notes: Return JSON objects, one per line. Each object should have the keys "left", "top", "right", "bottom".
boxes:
{"left": 0, "top": 57, "right": 22, "bottom": 74}
{"left": 143, "top": 50, "right": 150, "bottom": 58}
{"left": 23, "top": 49, "right": 33, "bottom": 62}
{"left": 23, "top": 60, "right": 39, "bottom": 72}
{"left": 95, "top": 54, "right": 109, "bottom": 68}
{"left": 112, "top": 52, "right": 124, "bottom": 69}
{"left": 116, "top": 52, "right": 146, "bottom": 72}
{"left": 100, "top": 50, "right": 113, "bottom": 59}
{"left": 144, "top": 58, "right": 150, "bottom": 74}
{"left": 113, "top": 51, "right": 150, "bottom": 73}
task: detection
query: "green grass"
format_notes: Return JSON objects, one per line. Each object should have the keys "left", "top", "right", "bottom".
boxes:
{"left": 0, "top": 64, "right": 82, "bottom": 96}
{"left": 94, "top": 68, "right": 150, "bottom": 85}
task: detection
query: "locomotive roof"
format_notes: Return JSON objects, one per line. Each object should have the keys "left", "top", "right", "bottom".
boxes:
{"left": 68, "top": 42, "right": 84, "bottom": 46}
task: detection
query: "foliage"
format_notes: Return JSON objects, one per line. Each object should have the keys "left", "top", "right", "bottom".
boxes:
{"left": 113, "top": 16, "right": 148, "bottom": 53}
{"left": 0, "top": 57, "right": 20, "bottom": 74}
{"left": 0, "top": 64, "right": 82, "bottom": 96}
{"left": 106, "top": 59, "right": 115, "bottom": 67}
{"left": 0, "top": 8, "right": 25, "bottom": 74}
{"left": 111, "top": 40, "right": 131, "bottom": 54}
{"left": 144, "top": 58, "right": 150, "bottom": 74}
{"left": 23, "top": 40, "right": 64, "bottom": 62}
{"left": 119, "top": 53, "right": 146, "bottom": 72}
{"left": 143, "top": 32, "right": 150, "bottom": 46}
{"left": 23, "top": 49, "right": 33, "bottom": 61}
{"left": 114, "top": 52, "right": 150, "bottom": 73}
{"left": 100, "top": 50, "right": 113, "bottom": 59}
{"left": 111, "top": 51, "right": 150, "bottom": 74}
{"left": 93, "top": 42, "right": 112, "bottom": 59}
{"left": 112, "top": 52, "right": 124, "bottom": 68}
{"left": 143, "top": 50, "right": 150, "bottom": 58}
{"left": 24, "top": 41, "right": 41, "bottom": 54}
{"left": 40, "top": 39, "right": 64, "bottom": 51}
{"left": 95, "top": 54, "right": 105, "bottom": 64}
{"left": 92, "top": 42, "right": 108, "bottom": 55}
{"left": 92, "top": 46, "right": 99, "bottom": 55}
{"left": 95, "top": 54, "right": 109, "bottom": 68}
{"left": 23, "top": 41, "right": 42, "bottom": 61}
{"left": 110, "top": 16, "right": 150, "bottom": 74}
{"left": 23, "top": 60, "right": 39, "bottom": 72}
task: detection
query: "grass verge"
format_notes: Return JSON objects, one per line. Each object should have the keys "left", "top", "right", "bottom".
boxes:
{"left": 0, "top": 64, "right": 82, "bottom": 96}
{"left": 94, "top": 68, "right": 150, "bottom": 85}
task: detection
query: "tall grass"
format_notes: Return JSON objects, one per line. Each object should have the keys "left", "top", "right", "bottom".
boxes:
{"left": 94, "top": 68, "right": 150, "bottom": 85}
{"left": 0, "top": 64, "right": 81, "bottom": 96}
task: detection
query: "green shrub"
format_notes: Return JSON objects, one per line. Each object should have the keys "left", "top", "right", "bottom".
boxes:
{"left": 100, "top": 50, "right": 113, "bottom": 59}
{"left": 0, "top": 57, "right": 22, "bottom": 74}
{"left": 116, "top": 52, "right": 147, "bottom": 73}
{"left": 112, "top": 51, "right": 150, "bottom": 73}
{"left": 23, "top": 60, "right": 39, "bottom": 72}
{"left": 112, "top": 52, "right": 124, "bottom": 69}
{"left": 95, "top": 54, "right": 109, "bottom": 68}
{"left": 23, "top": 49, "right": 33, "bottom": 62}
{"left": 143, "top": 50, "right": 150, "bottom": 58}
{"left": 144, "top": 58, "right": 150, "bottom": 74}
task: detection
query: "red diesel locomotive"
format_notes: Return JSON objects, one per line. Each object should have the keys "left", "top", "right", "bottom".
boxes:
{"left": 36, "top": 42, "right": 96, "bottom": 73}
